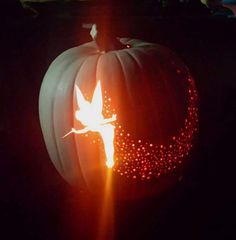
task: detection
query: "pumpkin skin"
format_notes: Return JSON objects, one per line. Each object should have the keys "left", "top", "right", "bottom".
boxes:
{"left": 39, "top": 38, "right": 198, "bottom": 199}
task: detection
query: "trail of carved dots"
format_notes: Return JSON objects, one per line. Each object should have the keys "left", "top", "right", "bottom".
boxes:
{"left": 86, "top": 76, "right": 198, "bottom": 181}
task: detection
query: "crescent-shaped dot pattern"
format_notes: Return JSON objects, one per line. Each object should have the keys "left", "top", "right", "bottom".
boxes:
{"left": 84, "top": 75, "right": 198, "bottom": 181}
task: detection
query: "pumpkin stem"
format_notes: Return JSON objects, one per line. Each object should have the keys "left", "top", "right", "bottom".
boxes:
{"left": 90, "top": 24, "right": 127, "bottom": 53}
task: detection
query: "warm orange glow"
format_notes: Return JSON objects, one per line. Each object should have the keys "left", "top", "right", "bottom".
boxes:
{"left": 63, "top": 81, "right": 116, "bottom": 168}
{"left": 96, "top": 168, "right": 114, "bottom": 240}
{"left": 63, "top": 76, "right": 198, "bottom": 179}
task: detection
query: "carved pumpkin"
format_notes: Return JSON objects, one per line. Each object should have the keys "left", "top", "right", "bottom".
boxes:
{"left": 39, "top": 28, "right": 198, "bottom": 199}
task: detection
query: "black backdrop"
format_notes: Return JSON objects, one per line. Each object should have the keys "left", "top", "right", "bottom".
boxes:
{"left": 1, "top": 2, "right": 236, "bottom": 240}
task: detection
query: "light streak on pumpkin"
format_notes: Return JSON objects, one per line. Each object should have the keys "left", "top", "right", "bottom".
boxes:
{"left": 63, "top": 81, "right": 117, "bottom": 168}
{"left": 96, "top": 168, "right": 114, "bottom": 240}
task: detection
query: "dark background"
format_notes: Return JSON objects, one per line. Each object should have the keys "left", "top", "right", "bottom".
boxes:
{"left": 1, "top": 1, "right": 236, "bottom": 240}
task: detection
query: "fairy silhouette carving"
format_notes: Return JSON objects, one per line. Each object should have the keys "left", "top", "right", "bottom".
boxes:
{"left": 63, "top": 81, "right": 116, "bottom": 168}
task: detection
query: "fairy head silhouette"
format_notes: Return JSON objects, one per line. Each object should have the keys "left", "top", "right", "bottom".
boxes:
{"left": 75, "top": 81, "right": 104, "bottom": 128}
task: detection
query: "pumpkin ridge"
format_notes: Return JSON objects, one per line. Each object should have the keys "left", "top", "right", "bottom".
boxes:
{"left": 136, "top": 47, "right": 189, "bottom": 137}
{"left": 140, "top": 48, "right": 178, "bottom": 133}
{"left": 113, "top": 51, "right": 134, "bottom": 106}
{"left": 53, "top": 56, "right": 89, "bottom": 181}
{"left": 49, "top": 56, "right": 79, "bottom": 176}
{"left": 124, "top": 49, "right": 143, "bottom": 69}
{"left": 122, "top": 49, "right": 166, "bottom": 140}
{"left": 95, "top": 52, "right": 104, "bottom": 85}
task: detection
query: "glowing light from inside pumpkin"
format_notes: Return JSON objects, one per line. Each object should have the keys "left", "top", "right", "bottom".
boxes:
{"left": 63, "top": 81, "right": 117, "bottom": 168}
